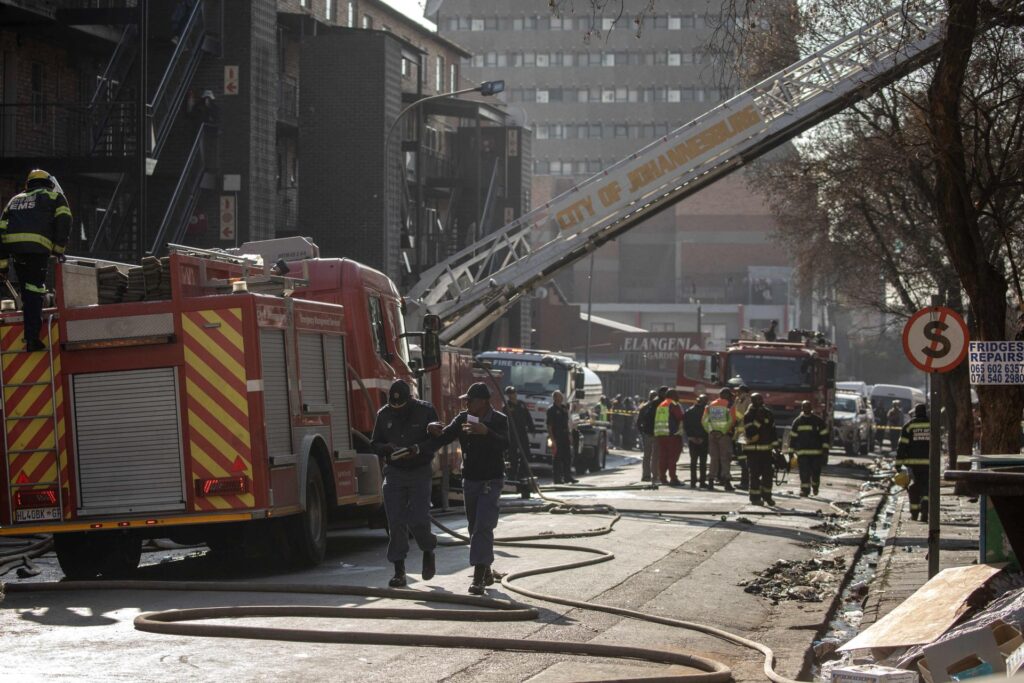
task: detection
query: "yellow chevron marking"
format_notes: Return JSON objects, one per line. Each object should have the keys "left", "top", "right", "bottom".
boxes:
{"left": 198, "top": 309, "right": 244, "bottom": 353}
{"left": 10, "top": 418, "right": 54, "bottom": 451}
{"left": 186, "top": 379, "right": 250, "bottom": 447}
{"left": 187, "top": 410, "right": 251, "bottom": 475}
{"left": 184, "top": 347, "right": 248, "bottom": 415}
{"left": 182, "top": 315, "right": 245, "bottom": 383}
{"left": 4, "top": 384, "right": 50, "bottom": 417}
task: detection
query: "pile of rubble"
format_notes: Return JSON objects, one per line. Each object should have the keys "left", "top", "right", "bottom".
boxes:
{"left": 740, "top": 556, "right": 847, "bottom": 604}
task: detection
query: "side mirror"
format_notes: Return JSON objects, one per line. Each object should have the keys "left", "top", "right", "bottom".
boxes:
{"left": 573, "top": 369, "right": 585, "bottom": 388}
{"left": 421, "top": 330, "right": 441, "bottom": 372}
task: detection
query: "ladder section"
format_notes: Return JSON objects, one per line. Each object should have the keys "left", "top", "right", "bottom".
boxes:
{"left": 407, "top": 0, "right": 947, "bottom": 347}
{"left": 2, "top": 317, "right": 67, "bottom": 524}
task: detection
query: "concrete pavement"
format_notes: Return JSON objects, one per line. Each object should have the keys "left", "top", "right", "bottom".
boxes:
{"left": 0, "top": 448, "right": 879, "bottom": 682}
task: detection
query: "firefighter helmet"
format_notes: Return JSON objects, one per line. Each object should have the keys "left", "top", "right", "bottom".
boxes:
{"left": 25, "top": 169, "right": 54, "bottom": 187}
{"left": 893, "top": 470, "right": 911, "bottom": 489}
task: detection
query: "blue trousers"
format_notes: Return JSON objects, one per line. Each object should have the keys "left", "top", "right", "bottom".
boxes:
{"left": 463, "top": 477, "right": 503, "bottom": 566}
{"left": 382, "top": 465, "right": 436, "bottom": 563}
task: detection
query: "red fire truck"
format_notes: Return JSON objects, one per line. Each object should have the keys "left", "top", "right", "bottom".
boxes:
{"left": 676, "top": 334, "right": 838, "bottom": 435}
{"left": 0, "top": 238, "right": 443, "bottom": 578}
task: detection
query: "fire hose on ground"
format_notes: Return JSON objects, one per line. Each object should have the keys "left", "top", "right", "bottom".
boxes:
{"left": 2, "top": 400, "right": 882, "bottom": 681}
{"left": 5, "top": 497, "right": 800, "bottom": 682}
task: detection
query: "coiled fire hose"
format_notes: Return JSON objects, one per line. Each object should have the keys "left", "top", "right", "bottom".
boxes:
{"left": 0, "top": 535, "right": 52, "bottom": 578}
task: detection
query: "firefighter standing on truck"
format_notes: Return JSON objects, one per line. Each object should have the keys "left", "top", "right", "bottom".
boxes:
{"left": 742, "top": 393, "right": 778, "bottom": 506}
{"left": 789, "top": 400, "right": 830, "bottom": 497}
{"left": 370, "top": 379, "right": 439, "bottom": 588}
{"left": 0, "top": 169, "right": 72, "bottom": 352}
{"left": 896, "top": 404, "right": 931, "bottom": 522}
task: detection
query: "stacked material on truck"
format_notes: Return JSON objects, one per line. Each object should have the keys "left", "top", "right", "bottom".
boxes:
{"left": 122, "top": 257, "right": 170, "bottom": 302}
{"left": 96, "top": 265, "right": 128, "bottom": 304}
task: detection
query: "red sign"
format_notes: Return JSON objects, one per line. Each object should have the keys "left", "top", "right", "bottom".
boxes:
{"left": 902, "top": 306, "right": 969, "bottom": 373}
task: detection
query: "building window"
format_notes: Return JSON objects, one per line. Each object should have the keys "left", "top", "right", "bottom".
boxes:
{"left": 435, "top": 55, "right": 444, "bottom": 92}
{"left": 450, "top": 63, "right": 457, "bottom": 89}
{"left": 650, "top": 322, "right": 676, "bottom": 332}
{"left": 536, "top": 53, "right": 549, "bottom": 67}
{"left": 299, "top": 0, "right": 308, "bottom": 7}
{"left": 471, "top": 18, "right": 484, "bottom": 31}
{"left": 668, "top": 15, "right": 682, "bottom": 30}
{"left": 31, "top": 63, "right": 45, "bottom": 126}
{"left": 668, "top": 51, "right": 682, "bottom": 66}
{"left": 535, "top": 89, "right": 549, "bottom": 103}
{"left": 535, "top": 159, "right": 550, "bottom": 174}
{"left": 420, "top": 54, "right": 428, "bottom": 86}
{"left": 362, "top": 14, "right": 372, "bottom": 29}
{"left": 602, "top": 52, "right": 615, "bottom": 67}
{"left": 668, "top": 88, "right": 681, "bottom": 102}
{"left": 348, "top": 1, "right": 355, "bottom": 26}
{"left": 326, "top": 0, "right": 334, "bottom": 21}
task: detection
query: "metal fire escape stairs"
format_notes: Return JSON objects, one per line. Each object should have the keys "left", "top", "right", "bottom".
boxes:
{"left": 406, "top": 0, "right": 951, "bottom": 347}
{"left": 88, "top": 0, "right": 215, "bottom": 259}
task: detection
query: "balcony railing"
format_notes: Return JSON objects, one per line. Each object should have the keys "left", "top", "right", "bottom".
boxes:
{"left": 152, "top": 123, "right": 209, "bottom": 253}
{"left": 0, "top": 102, "right": 136, "bottom": 159}
{"left": 147, "top": 0, "right": 205, "bottom": 159}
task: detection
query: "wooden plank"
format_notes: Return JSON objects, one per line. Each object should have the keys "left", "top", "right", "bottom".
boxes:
{"left": 840, "top": 564, "right": 1005, "bottom": 651}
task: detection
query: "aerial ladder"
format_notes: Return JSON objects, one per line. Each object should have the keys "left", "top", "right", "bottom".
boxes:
{"left": 406, "top": 0, "right": 948, "bottom": 346}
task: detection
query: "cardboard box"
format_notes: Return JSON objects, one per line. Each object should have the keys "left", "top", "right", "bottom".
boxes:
{"left": 832, "top": 664, "right": 919, "bottom": 682}
{"left": 919, "top": 620, "right": 1024, "bottom": 683}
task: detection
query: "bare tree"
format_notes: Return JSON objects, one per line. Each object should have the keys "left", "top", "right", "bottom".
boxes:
{"left": 712, "top": 0, "right": 1024, "bottom": 455}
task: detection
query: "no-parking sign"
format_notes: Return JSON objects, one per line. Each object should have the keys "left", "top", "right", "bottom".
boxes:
{"left": 902, "top": 306, "right": 969, "bottom": 373}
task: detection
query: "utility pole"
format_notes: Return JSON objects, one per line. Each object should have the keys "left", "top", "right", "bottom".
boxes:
{"left": 928, "top": 293, "right": 942, "bottom": 578}
{"left": 584, "top": 251, "right": 595, "bottom": 367}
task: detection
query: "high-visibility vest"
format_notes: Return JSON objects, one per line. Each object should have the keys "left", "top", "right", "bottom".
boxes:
{"left": 653, "top": 400, "right": 676, "bottom": 437}
{"left": 702, "top": 399, "right": 735, "bottom": 434}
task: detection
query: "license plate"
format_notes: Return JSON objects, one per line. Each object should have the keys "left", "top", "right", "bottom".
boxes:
{"left": 15, "top": 507, "right": 61, "bottom": 522}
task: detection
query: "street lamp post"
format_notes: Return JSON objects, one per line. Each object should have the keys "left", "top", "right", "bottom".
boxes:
{"left": 384, "top": 80, "right": 505, "bottom": 281}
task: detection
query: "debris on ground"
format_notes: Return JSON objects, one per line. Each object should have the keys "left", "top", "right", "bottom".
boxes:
{"left": 811, "top": 520, "right": 847, "bottom": 535}
{"left": 740, "top": 557, "right": 847, "bottom": 603}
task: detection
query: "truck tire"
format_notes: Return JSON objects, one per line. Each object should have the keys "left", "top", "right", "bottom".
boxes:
{"left": 100, "top": 535, "right": 142, "bottom": 578}
{"left": 845, "top": 440, "right": 855, "bottom": 456}
{"left": 55, "top": 533, "right": 102, "bottom": 579}
{"left": 55, "top": 532, "right": 141, "bottom": 579}
{"left": 290, "top": 464, "right": 328, "bottom": 567}
{"left": 859, "top": 434, "right": 870, "bottom": 455}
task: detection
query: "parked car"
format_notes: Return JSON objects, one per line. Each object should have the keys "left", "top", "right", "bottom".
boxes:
{"left": 833, "top": 391, "right": 873, "bottom": 455}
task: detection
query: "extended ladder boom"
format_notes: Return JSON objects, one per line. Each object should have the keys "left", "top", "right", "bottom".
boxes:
{"left": 408, "top": 0, "right": 946, "bottom": 346}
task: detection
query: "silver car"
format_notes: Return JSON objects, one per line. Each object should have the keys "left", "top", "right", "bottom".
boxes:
{"left": 833, "top": 392, "right": 873, "bottom": 455}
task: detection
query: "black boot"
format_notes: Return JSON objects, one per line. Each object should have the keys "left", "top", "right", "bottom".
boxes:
{"left": 422, "top": 551, "right": 435, "bottom": 581}
{"left": 469, "top": 565, "right": 486, "bottom": 595}
{"left": 484, "top": 565, "right": 495, "bottom": 586}
{"left": 389, "top": 560, "right": 407, "bottom": 588}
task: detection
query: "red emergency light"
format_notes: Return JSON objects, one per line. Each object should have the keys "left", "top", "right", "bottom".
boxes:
{"left": 14, "top": 488, "right": 57, "bottom": 508}
{"left": 196, "top": 476, "right": 248, "bottom": 497}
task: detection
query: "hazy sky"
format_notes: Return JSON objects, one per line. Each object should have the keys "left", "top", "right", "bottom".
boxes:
{"left": 380, "top": 0, "right": 437, "bottom": 30}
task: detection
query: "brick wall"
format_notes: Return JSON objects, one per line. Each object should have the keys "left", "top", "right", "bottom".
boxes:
{"left": 298, "top": 29, "right": 403, "bottom": 278}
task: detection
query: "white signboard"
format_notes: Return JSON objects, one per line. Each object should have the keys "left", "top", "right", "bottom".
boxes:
{"left": 219, "top": 195, "right": 236, "bottom": 241}
{"left": 224, "top": 65, "right": 239, "bottom": 96}
{"left": 968, "top": 341, "right": 1024, "bottom": 385}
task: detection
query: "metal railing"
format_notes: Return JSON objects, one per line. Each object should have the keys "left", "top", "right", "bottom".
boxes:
{"left": 0, "top": 102, "right": 136, "bottom": 158}
{"left": 88, "top": 23, "right": 139, "bottom": 155}
{"left": 88, "top": 172, "right": 137, "bottom": 259}
{"left": 148, "top": 0, "right": 205, "bottom": 159}
{"left": 152, "top": 124, "right": 208, "bottom": 253}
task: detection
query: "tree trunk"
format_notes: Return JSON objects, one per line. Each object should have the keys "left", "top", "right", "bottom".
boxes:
{"left": 944, "top": 362, "right": 974, "bottom": 467}
{"left": 927, "top": 0, "right": 1024, "bottom": 456}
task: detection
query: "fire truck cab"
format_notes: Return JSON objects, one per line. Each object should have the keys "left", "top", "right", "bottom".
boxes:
{"left": 677, "top": 334, "right": 837, "bottom": 437}
{"left": 475, "top": 348, "right": 609, "bottom": 473}
{"left": 0, "top": 240, "right": 440, "bottom": 578}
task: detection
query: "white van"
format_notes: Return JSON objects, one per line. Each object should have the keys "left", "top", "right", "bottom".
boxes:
{"left": 870, "top": 383, "right": 926, "bottom": 416}
{"left": 837, "top": 381, "right": 870, "bottom": 401}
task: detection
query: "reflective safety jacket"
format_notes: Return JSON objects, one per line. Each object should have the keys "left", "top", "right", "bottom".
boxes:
{"left": 653, "top": 399, "right": 683, "bottom": 437}
{"left": 896, "top": 419, "right": 930, "bottom": 466}
{"left": 0, "top": 187, "right": 73, "bottom": 262}
{"left": 789, "top": 413, "right": 829, "bottom": 456}
{"left": 742, "top": 406, "right": 777, "bottom": 452}
{"left": 702, "top": 398, "right": 737, "bottom": 435}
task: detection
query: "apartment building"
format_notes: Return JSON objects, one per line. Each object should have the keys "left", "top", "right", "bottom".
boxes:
{"left": 432, "top": 1, "right": 802, "bottom": 350}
